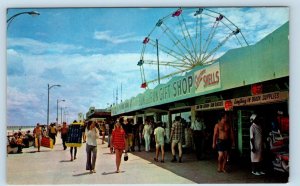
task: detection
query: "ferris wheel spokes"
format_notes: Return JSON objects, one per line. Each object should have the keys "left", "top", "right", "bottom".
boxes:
{"left": 139, "top": 8, "right": 249, "bottom": 88}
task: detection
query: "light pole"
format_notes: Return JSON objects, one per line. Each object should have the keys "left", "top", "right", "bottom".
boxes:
{"left": 62, "top": 107, "right": 67, "bottom": 123}
{"left": 57, "top": 99, "right": 65, "bottom": 126}
{"left": 64, "top": 111, "right": 69, "bottom": 123}
{"left": 7, "top": 11, "right": 40, "bottom": 28}
{"left": 47, "top": 84, "right": 61, "bottom": 127}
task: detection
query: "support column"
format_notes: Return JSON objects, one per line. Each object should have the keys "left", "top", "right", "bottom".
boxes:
{"left": 190, "top": 105, "right": 196, "bottom": 124}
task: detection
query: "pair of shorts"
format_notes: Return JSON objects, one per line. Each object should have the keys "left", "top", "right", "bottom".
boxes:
{"left": 172, "top": 139, "right": 182, "bottom": 144}
{"left": 156, "top": 141, "right": 164, "bottom": 148}
{"left": 216, "top": 139, "right": 230, "bottom": 152}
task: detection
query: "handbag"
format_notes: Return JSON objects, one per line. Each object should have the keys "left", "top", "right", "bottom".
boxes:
{"left": 124, "top": 152, "right": 128, "bottom": 161}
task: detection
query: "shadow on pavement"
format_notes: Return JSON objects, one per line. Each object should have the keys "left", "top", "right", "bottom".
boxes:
{"left": 102, "top": 171, "right": 125, "bottom": 175}
{"left": 60, "top": 160, "right": 73, "bottom": 163}
{"left": 102, "top": 152, "right": 114, "bottom": 155}
{"left": 73, "top": 172, "right": 92, "bottom": 176}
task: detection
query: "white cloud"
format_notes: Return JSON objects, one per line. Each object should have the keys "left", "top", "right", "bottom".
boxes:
{"left": 7, "top": 41, "right": 144, "bottom": 125}
{"left": 7, "top": 37, "right": 84, "bottom": 54}
{"left": 94, "top": 30, "right": 142, "bottom": 44}
{"left": 7, "top": 87, "right": 40, "bottom": 108}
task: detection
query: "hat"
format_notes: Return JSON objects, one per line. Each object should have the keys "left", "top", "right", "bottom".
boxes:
{"left": 250, "top": 114, "right": 257, "bottom": 122}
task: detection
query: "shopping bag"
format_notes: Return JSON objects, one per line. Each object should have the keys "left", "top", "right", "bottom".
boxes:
{"left": 124, "top": 152, "right": 128, "bottom": 161}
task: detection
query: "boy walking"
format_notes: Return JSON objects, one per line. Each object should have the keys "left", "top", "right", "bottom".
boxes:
{"left": 154, "top": 122, "right": 165, "bottom": 163}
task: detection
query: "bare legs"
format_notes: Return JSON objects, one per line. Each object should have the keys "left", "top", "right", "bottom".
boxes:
{"left": 171, "top": 141, "right": 182, "bottom": 162}
{"left": 115, "top": 149, "right": 123, "bottom": 173}
{"left": 157, "top": 145, "right": 165, "bottom": 162}
{"left": 102, "top": 132, "right": 105, "bottom": 144}
{"left": 217, "top": 151, "right": 228, "bottom": 172}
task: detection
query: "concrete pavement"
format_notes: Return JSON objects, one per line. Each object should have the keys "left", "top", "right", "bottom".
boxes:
{"left": 7, "top": 135, "right": 195, "bottom": 184}
{"left": 6, "top": 134, "right": 288, "bottom": 184}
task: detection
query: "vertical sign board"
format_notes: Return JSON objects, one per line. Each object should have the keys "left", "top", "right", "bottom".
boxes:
{"left": 66, "top": 122, "right": 83, "bottom": 147}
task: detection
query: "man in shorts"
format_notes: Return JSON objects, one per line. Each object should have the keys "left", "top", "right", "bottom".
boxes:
{"left": 170, "top": 116, "right": 184, "bottom": 163}
{"left": 154, "top": 121, "right": 165, "bottom": 163}
{"left": 212, "top": 112, "right": 234, "bottom": 172}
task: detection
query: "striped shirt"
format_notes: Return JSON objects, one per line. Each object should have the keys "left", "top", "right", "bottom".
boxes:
{"left": 171, "top": 121, "right": 184, "bottom": 141}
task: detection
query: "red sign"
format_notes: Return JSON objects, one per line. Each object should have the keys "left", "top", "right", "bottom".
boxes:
{"left": 224, "top": 100, "right": 233, "bottom": 111}
{"left": 251, "top": 84, "right": 263, "bottom": 95}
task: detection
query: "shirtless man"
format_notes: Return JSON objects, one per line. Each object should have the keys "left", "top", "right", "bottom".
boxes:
{"left": 212, "top": 112, "right": 234, "bottom": 172}
{"left": 33, "top": 123, "right": 42, "bottom": 152}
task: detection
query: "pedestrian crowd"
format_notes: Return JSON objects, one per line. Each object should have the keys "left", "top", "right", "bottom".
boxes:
{"left": 7, "top": 111, "right": 286, "bottom": 176}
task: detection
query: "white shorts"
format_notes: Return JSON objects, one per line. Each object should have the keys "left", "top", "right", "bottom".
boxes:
{"left": 156, "top": 142, "right": 164, "bottom": 148}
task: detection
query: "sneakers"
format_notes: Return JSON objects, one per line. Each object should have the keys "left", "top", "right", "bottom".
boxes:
{"left": 154, "top": 158, "right": 158, "bottom": 162}
{"left": 259, "top": 171, "right": 266, "bottom": 175}
{"left": 252, "top": 171, "right": 261, "bottom": 176}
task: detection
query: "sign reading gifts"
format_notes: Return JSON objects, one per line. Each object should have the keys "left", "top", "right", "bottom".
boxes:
{"left": 194, "top": 62, "right": 221, "bottom": 93}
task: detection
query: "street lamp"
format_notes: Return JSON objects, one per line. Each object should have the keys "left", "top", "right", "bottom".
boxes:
{"left": 47, "top": 84, "right": 61, "bottom": 127}
{"left": 57, "top": 99, "right": 65, "bottom": 126}
{"left": 64, "top": 109, "right": 69, "bottom": 124}
{"left": 62, "top": 107, "right": 67, "bottom": 123}
{"left": 7, "top": 11, "right": 40, "bottom": 28}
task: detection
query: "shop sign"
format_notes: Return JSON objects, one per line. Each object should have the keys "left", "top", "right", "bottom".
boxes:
{"left": 194, "top": 62, "right": 221, "bottom": 94}
{"left": 232, "top": 91, "right": 288, "bottom": 106}
{"left": 224, "top": 100, "right": 233, "bottom": 111}
{"left": 195, "top": 100, "right": 224, "bottom": 111}
{"left": 251, "top": 84, "right": 263, "bottom": 95}
{"left": 195, "top": 91, "right": 288, "bottom": 111}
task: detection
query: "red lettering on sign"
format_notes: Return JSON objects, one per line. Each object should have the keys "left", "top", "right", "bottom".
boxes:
{"left": 203, "top": 71, "right": 220, "bottom": 87}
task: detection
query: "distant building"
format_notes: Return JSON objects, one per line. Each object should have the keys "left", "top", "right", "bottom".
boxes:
{"left": 86, "top": 107, "right": 111, "bottom": 122}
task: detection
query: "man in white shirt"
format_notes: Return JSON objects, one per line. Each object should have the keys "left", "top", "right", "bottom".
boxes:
{"left": 191, "top": 115, "right": 206, "bottom": 160}
{"left": 250, "top": 114, "right": 265, "bottom": 176}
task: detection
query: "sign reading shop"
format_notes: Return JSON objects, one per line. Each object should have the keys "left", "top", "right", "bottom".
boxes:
{"left": 112, "top": 62, "right": 223, "bottom": 115}
{"left": 145, "top": 62, "right": 221, "bottom": 104}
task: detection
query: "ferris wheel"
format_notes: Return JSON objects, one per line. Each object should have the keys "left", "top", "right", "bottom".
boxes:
{"left": 138, "top": 8, "right": 249, "bottom": 89}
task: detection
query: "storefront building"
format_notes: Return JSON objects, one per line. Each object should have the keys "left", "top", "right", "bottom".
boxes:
{"left": 111, "top": 22, "right": 289, "bottom": 158}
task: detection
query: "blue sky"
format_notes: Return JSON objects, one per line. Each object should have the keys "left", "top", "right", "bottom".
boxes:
{"left": 6, "top": 7, "right": 289, "bottom": 126}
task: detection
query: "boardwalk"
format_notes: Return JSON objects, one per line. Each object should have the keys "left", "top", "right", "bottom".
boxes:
{"left": 7, "top": 134, "right": 288, "bottom": 184}
{"left": 7, "top": 135, "right": 194, "bottom": 184}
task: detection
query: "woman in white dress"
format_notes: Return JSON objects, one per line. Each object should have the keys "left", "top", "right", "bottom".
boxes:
{"left": 142, "top": 119, "right": 152, "bottom": 152}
